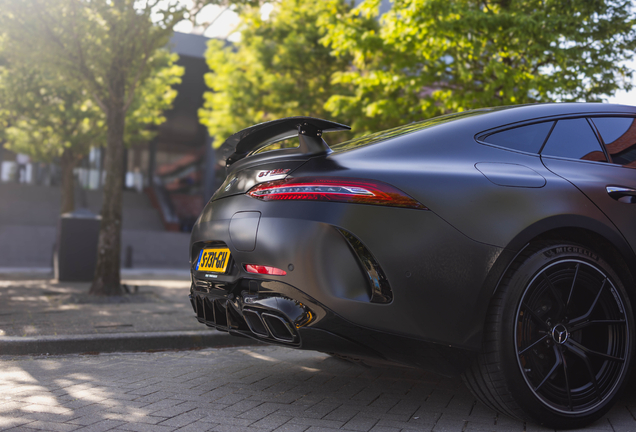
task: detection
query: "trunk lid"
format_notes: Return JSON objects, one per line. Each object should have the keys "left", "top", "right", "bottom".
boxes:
{"left": 210, "top": 117, "right": 350, "bottom": 201}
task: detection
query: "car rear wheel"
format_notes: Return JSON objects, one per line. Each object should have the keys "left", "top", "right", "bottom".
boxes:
{"left": 463, "top": 242, "right": 634, "bottom": 429}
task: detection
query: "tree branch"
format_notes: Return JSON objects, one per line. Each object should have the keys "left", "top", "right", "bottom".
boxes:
{"left": 123, "top": 35, "right": 155, "bottom": 113}
{"left": 201, "top": 5, "right": 231, "bottom": 33}
{"left": 32, "top": 2, "right": 108, "bottom": 112}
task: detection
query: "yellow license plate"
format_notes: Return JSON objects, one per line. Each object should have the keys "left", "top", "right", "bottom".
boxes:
{"left": 197, "top": 248, "right": 231, "bottom": 273}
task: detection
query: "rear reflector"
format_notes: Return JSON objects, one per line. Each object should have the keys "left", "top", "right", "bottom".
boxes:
{"left": 244, "top": 264, "right": 287, "bottom": 276}
{"left": 247, "top": 177, "right": 427, "bottom": 209}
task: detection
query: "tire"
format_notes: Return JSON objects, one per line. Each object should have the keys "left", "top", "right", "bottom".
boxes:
{"left": 463, "top": 242, "right": 634, "bottom": 429}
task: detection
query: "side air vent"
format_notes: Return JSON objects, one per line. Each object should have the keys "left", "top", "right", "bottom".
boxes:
{"left": 338, "top": 229, "right": 393, "bottom": 304}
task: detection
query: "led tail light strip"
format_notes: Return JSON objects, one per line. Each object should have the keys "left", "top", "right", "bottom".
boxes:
{"left": 247, "top": 177, "right": 427, "bottom": 209}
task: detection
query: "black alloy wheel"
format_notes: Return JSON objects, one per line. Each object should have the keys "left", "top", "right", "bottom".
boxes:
{"left": 516, "top": 258, "right": 629, "bottom": 413}
{"left": 463, "top": 242, "right": 634, "bottom": 429}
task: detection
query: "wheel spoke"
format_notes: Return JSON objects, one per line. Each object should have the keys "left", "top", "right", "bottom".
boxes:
{"left": 518, "top": 334, "right": 549, "bottom": 355}
{"left": 556, "top": 345, "right": 573, "bottom": 410}
{"left": 569, "top": 278, "right": 607, "bottom": 326}
{"left": 565, "top": 342, "right": 602, "bottom": 402}
{"left": 543, "top": 272, "right": 566, "bottom": 313}
{"left": 570, "top": 319, "right": 625, "bottom": 333}
{"left": 534, "top": 345, "right": 562, "bottom": 392}
{"left": 565, "top": 263, "right": 580, "bottom": 308}
{"left": 521, "top": 302, "right": 551, "bottom": 331}
{"left": 566, "top": 339, "right": 624, "bottom": 363}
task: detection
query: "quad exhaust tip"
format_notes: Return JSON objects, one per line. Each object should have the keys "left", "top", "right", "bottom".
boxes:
{"left": 261, "top": 312, "right": 296, "bottom": 342}
{"left": 190, "top": 293, "right": 299, "bottom": 343}
{"left": 242, "top": 308, "right": 296, "bottom": 342}
{"left": 243, "top": 309, "right": 269, "bottom": 337}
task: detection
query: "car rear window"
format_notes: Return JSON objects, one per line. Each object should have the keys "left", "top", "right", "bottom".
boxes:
{"left": 541, "top": 118, "right": 607, "bottom": 162}
{"left": 330, "top": 109, "right": 492, "bottom": 153}
{"left": 481, "top": 122, "right": 554, "bottom": 153}
{"left": 590, "top": 117, "right": 636, "bottom": 168}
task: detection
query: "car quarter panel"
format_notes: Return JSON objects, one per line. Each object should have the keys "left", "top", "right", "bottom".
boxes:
{"left": 287, "top": 116, "right": 635, "bottom": 351}
{"left": 298, "top": 116, "right": 629, "bottom": 254}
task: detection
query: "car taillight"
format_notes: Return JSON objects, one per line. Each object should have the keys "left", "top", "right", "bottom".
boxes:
{"left": 247, "top": 177, "right": 427, "bottom": 209}
{"left": 244, "top": 264, "right": 287, "bottom": 276}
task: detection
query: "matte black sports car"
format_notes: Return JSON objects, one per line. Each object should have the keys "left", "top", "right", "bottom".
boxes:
{"left": 189, "top": 103, "right": 636, "bottom": 428}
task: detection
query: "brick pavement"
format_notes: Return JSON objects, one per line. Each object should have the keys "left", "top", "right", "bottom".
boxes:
{"left": 2, "top": 346, "right": 635, "bottom": 432}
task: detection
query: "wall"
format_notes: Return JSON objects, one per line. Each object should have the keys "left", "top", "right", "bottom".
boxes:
{"left": 0, "top": 184, "right": 191, "bottom": 269}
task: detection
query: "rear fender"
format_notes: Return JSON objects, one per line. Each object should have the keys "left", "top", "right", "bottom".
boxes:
{"left": 467, "top": 214, "right": 636, "bottom": 348}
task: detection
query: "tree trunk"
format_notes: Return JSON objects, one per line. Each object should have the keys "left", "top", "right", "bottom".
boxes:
{"left": 59, "top": 148, "right": 76, "bottom": 214}
{"left": 90, "top": 103, "right": 125, "bottom": 296}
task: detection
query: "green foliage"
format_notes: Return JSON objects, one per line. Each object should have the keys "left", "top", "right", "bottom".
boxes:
{"left": 0, "top": 0, "right": 185, "bottom": 116}
{"left": 199, "top": 0, "right": 356, "bottom": 146}
{"left": 0, "top": 0, "right": 185, "bottom": 164}
{"left": 124, "top": 50, "right": 184, "bottom": 147}
{"left": 322, "top": 0, "right": 636, "bottom": 134}
{"left": 0, "top": 51, "right": 104, "bottom": 162}
{"left": 0, "top": 0, "right": 184, "bottom": 160}
{"left": 0, "top": 47, "right": 183, "bottom": 162}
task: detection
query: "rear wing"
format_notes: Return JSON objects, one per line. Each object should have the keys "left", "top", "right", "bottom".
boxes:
{"left": 219, "top": 117, "right": 350, "bottom": 168}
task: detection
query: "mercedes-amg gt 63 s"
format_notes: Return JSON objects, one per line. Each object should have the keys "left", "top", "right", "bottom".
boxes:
{"left": 189, "top": 103, "right": 636, "bottom": 429}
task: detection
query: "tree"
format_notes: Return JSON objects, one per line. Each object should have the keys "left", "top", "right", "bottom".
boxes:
{"left": 198, "top": 0, "right": 357, "bottom": 146}
{"left": 0, "top": 59, "right": 104, "bottom": 213}
{"left": 0, "top": 49, "right": 183, "bottom": 215}
{"left": 0, "top": 0, "right": 184, "bottom": 295}
{"left": 321, "top": 0, "right": 636, "bottom": 134}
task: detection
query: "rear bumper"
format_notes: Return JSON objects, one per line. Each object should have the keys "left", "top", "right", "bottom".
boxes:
{"left": 189, "top": 194, "right": 505, "bottom": 375}
{"left": 189, "top": 277, "right": 477, "bottom": 376}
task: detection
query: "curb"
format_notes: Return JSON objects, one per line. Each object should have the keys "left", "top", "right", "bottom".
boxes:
{"left": 0, "top": 330, "right": 259, "bottom": 356}
{"left": 0, "top": 267, "right": 190, "bottom": 277}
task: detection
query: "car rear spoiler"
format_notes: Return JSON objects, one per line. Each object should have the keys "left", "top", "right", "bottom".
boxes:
{"left": 218, "top": 116, "right": 351, "bottom": 168}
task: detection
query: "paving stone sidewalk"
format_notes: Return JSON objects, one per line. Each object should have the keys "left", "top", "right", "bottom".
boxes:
{"left": 0, "top": 270, "right": 254, "bottom": 354}
{"left": 0, "top": 272, "right": 196, "bottom": 337}
{"left": 2, "top": 346, "right": 636, "bottom": 432}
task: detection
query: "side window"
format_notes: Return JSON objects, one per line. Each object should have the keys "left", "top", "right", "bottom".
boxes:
{"left": 590, "top": 117, "right": 636, "bottom": 168}
{"left": 541, "top": 118, "right": 606, "bottom": 162}
{"left": 482, "top": 122, "right": 554, "bottom": 153}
